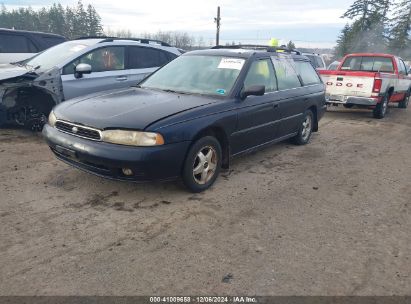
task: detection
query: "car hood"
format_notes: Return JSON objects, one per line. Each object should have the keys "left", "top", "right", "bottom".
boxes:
{"left": 54, "top": 87, "right": 219, "bottom": 130}
{"left": 0, "top": 63, "right": 38, "bottom": 82}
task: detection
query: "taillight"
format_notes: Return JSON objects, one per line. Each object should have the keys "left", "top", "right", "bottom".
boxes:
{"left": 373, "top": 79, "right": 382, "bottom": 93}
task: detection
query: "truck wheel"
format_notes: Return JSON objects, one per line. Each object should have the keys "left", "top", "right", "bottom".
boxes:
{"left": 373, "top": 93, "right": 389, "bottom": 119}
{"left": 292, "top": 109, "right": 313, "bottom": 145}
{"left": 398, "top": 89, "right": 410, "bottom": 109}
{"left": 182, "top": 136, "right": 222, "bottom": 192}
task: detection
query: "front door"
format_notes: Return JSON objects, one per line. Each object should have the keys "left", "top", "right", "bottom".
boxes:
{"left": 231, "top": 58, "right": 281, "bottom": 154}
{"left": 61, "top": 46, "right": 129, "bottom": 100}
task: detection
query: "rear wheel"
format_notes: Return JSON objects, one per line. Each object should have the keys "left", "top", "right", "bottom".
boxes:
{"left": 398, "top": 89, "right": 410, "bottom": 109}
{"left": 182, "top": 136, "right": 222, "bottom": 192}
{"left": 292, "top": 109, "right": 314, "bottom": 145}
{"left": 373, "top": 93, "right": 389, "bottom": 119}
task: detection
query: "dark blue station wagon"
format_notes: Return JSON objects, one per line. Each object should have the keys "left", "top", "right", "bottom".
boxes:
{"left": 43, "top": 46, "right": 327, "bottom": 192}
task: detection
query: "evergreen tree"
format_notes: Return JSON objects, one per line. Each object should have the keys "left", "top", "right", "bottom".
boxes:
{"left": 287, "top": 40, "right": 296, "bottom": 49}
{"left": 338, "top": 0, "right": 392, "bottom": 54}
{"left": 389, "top": 0, "right": 411, "bottom": 56}
{"left": 73, "top": 0, "right": 88, "bottom": 38}
{"left": 86, "top": 4, "right": 103, "bottom": 36}
{"left": 335, "top": 23, "right": 353, "bottom": 57}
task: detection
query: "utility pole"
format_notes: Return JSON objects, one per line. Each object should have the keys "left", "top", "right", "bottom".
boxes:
{"left": 214, "top": 6, "right": 221, "bottom": 46}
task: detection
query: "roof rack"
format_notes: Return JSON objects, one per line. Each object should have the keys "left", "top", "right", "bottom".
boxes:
{"left": 74, "top": 36, "right": 172, "bottom": 47}
{"left": 211, "top": 44, "right": 301, "bottom": 55}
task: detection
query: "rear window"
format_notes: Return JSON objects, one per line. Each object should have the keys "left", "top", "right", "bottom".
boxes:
{"left": 295, "top": 61, "right": 322, "bottom": 85}
{"left": 341, "top": 56, "right": 394, "bottom": 73}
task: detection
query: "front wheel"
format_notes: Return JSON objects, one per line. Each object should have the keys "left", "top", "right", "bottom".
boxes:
{"left": 292, "top": 109, "right": 314, "bottom": 145}
{"left": 182, "top": 136, "right": 222, "bottom": 192}
{"left": 398, "top": 89, "right": 410, "bottom": 109}
{"left": 373, "top": 93, "right": 389, "bottom": 119}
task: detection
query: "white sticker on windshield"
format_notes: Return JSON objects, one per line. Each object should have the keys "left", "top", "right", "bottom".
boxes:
{"left": 218, "top": 58, "right": 245, "bottom": 70}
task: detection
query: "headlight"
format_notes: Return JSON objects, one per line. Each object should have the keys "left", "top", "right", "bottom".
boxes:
{"left": 101, "top": 130, "right": 164, "bottom": 146}
{"left": 48, "top": 111, "right": 57, "bottom": 127}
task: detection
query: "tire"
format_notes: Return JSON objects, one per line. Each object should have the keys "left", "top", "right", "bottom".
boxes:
{"left": 398, "top": 89, "right": 410, "bottom": 109}
{"left": 182, "top": 136, "right": 222, "bottom": 192}
{"left": 292, "top": 109, "right": 314, "bottom": 145}
{"left": 343, "top": 104, "right": 354, "bottom": 108}
{"left": 373, "top": 93, "right": 389, "bottom": 119}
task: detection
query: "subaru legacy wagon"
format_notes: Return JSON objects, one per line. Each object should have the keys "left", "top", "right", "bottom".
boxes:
{"left": 43, "top": 45, "right": 327, "bottom": 192}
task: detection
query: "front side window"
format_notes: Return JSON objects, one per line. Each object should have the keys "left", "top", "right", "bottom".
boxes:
{"left": 63, "top": 46, "right": 125, "bottom": 74}
{"left": 397, "top": 59, "right": 407, "bottom": 75}
{"left": 341, "top": 56, "right": 394, "bottom": 73}
{"left": 271, "top": 56, "right": 301, "bottom": 90}
{"left": 141, "top": 55, "right": 244, "bottom": 96}
{"left": 244, "top": 59, "right": 277, "bottom": 92}
{"left": 295, "top": 61, "right": 322, "bottom": 86}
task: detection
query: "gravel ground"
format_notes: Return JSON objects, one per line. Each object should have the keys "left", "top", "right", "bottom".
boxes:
{"left": 0, "top": 105, "right": 410, "bottom": 296}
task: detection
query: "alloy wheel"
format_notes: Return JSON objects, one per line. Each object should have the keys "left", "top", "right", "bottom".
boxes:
{"left": 192, "top": 146, "right": 218, "bottom": 185}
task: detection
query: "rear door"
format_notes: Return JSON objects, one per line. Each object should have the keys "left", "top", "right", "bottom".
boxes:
{"left": 61, "top": 46, "right": 127, "bottom": 100}
{"left": 231, "top": 58, "right": 281, "bottom": 154}
{"left": 271, "top": 55, "right": 306, "bottom": 138}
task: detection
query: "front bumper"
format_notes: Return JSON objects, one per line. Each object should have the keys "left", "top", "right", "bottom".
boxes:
{"left": 42, "top": 124, "right": 191, "bottom": 182}
{"left": 326, "top": 95, "right": 379, "bottom": 106}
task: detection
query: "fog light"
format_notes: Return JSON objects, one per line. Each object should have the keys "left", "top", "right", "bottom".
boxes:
{"left": 122, "top": 168, "right": 133, "bottom": 176}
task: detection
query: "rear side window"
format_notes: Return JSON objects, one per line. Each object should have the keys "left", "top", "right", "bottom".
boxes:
{"left": 341, "top": 56, "right": 394, "bottom": 73}
{"left": 295, "top": 61, "right": 321, "bottom": 85}
{"left": 0, "top": 34, "right": 37, "bottom": 53}
{"left": 128, "top": 47, "right": 171, "bottom": 69}
{"left": 271, "top": 56, "right": 301, "bottom": 90}
{"left": 244, "top": 59, "right": 277, "bottom": 92}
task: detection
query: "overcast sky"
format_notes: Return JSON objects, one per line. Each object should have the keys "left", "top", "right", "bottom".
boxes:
{"left": 2, "top": 0, "right": 352, "bottom": 48}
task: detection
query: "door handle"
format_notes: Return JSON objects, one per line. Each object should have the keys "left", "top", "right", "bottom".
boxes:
{"left": 273, "top": 104, "right": 279, "bottom": 108}
{"left": 116, "top": 76, "right": 128, "bottom": 81}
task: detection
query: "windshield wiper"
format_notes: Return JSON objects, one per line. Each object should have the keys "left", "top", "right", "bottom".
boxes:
{"left": 161, "top": 89, "right": 189, "bottom": 95}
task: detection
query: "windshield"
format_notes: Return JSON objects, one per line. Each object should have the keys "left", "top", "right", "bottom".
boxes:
{"left": 141, "top": 55, "right": 245, "bottom": 96}
{"left": 341, "top": 56, "right": 394, "bottom": 72}
{"left": 25, "top": 41, "right": 92, "bottom": 71}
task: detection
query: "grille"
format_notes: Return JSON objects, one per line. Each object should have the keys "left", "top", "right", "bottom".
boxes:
{"left": 55, "top": 120, "right": 101, "bottom": 140}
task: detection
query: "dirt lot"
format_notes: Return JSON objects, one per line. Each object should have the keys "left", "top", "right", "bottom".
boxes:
{"left": 0, "top": 105, "right": 410, "bottom": 296}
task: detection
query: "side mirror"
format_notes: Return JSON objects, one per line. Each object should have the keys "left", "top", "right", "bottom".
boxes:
{"left": 241, "top": 85, "right": 265, "bottom": 100}
{"left": 74, "top": 63, "right": 92, "bottom": 79}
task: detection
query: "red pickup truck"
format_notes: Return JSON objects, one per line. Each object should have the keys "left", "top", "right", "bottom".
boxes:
{"left": 319, "top": 53, "right": 411, "bottom": 118}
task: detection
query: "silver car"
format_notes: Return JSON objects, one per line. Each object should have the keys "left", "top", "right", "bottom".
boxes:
{"left": 0, "top": 37, "right": 181, "bottom": 129}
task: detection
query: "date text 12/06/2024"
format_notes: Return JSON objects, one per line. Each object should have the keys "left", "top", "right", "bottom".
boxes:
{"left": 149, "top": 296, "right": 258, "bottom": 303}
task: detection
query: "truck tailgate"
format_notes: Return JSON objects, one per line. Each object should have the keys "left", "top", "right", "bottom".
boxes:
{"left": 320, "top": 73, "right": 376, "bottom": 101}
